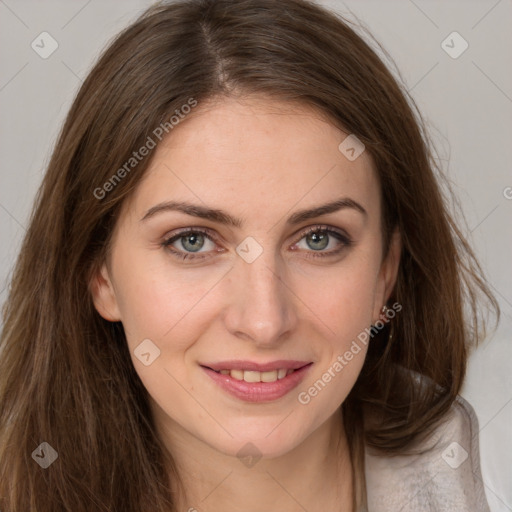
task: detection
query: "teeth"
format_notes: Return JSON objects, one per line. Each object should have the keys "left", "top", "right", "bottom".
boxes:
{"left": 230, "top": 369, "right": 244, "bottom": 381}
{"left": 217, "top": 368, "right": 294, "bottom": 382}
{"left": 261, "top": 371, "right": 278, "bottom": 382}
{"left": 244, "top": 371, "right": 261, "bottom": 383}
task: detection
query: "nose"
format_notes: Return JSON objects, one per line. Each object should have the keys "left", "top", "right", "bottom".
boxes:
{"left": 222, "top": 247, "right": 298, "bottom": 347}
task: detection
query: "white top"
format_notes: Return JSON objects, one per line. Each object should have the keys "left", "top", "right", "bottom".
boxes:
{"left": 365, "top": 394, "right": 489, "bottom": 511}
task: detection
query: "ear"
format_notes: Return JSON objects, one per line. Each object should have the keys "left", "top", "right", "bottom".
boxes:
{"left": 372, "top": 228, "right": 401, "bottom": 323}
{"left": 89, "top": 262, "right": 122, "bottom": 322}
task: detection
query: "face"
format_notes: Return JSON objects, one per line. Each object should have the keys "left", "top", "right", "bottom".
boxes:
{"left": 91, "top": 95, "right": 400, "bottom": 461}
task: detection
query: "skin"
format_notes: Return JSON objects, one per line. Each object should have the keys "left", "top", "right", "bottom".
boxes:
{"left": 91, "top": 95, "right": 401, "bottom": 512}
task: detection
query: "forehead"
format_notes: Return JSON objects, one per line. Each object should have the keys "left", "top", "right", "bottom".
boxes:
{"left": 123, "top": 95, "right": 380, "bottom": 228}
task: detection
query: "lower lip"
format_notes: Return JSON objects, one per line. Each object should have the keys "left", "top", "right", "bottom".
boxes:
{"left": 202, "top": 364, "right": 313, "bottom": 403}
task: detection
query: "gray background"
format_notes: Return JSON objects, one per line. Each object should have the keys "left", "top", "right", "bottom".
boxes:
{"left": 0, "top": 0, "right": 510, "bottom": 510}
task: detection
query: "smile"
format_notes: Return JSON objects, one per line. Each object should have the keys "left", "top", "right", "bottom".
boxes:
{"left": 200, "top": 361, "right": 313, "bottom": 402}
{"left": 214, "top": 368, "right": 293, "bottom": 382}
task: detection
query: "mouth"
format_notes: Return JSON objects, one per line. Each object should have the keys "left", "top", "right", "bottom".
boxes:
{"left": 207, "top": 367, "right": 297, "bottom": 382}
{"left": 200, "top": 360, "right": 313, "bottom": 402}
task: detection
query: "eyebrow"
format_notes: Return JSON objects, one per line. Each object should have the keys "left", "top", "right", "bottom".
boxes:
{"left": 140, "top": 197, "right": 367, "bottom": 227}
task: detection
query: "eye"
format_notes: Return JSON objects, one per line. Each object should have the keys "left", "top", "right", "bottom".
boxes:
{"left": 162, "top": 225, "right": 352, "bottom": 262}
{"left": 292, "top": 225, "right": 352, "bottom": 258}
{"left": 162, "top": 228, "right": 218, "bottom": 260}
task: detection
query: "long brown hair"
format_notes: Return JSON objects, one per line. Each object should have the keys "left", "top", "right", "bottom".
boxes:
{"left": 0, "top": 0, "right": 499, "bottom": 510}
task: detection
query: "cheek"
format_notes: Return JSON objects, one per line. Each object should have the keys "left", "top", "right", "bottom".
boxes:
{"left": 111, "top": 246, "right": 225, "bottom": 350}
{"left": 300, "top": 254, "right": 380, "bottom": 341}
{"left": 293, "top": 266, "right": 376, "bottom": 418}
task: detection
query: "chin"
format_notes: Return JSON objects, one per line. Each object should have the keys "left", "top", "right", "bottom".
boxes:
{"left": 212, "top": 435, "right": 301, "bottom": 462}
{"left": 209, "top": 416, "right": 309, "bottom": 460}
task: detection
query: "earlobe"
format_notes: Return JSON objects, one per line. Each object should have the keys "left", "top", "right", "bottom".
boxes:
{"left": 89, "top": 263, "right": 122, "bottom": 322}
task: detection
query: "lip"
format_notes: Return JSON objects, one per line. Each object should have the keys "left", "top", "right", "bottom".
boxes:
{"left": 202, "top": 359, "right": 310, "bottom": 372}
{"left": 201, "top": 361, "right": 313, "bottom": 403}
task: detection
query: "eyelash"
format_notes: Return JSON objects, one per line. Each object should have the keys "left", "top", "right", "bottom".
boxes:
{"left": 161, "top": 225, "right": 352, "bottom": 262}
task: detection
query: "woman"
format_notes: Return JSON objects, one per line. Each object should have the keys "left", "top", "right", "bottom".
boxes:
{"left": 0, "top": 0, "right": 499, "bottom": 510}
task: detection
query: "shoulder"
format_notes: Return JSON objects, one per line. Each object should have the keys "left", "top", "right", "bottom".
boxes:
{"left": 364, "top": 387, "right": 490, "bottom": 511}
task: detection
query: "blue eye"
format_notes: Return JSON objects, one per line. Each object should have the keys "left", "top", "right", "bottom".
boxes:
{"left": 162, "top": 225, "right": 352, "bottom": 261}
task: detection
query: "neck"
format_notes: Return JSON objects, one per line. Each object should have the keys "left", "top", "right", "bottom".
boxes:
{"left": 157, "top": 408, "right": 354, "bottom": 512}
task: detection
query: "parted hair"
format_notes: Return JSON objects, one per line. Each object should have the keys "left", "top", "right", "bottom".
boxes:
{"left": 0, "top": 0, "right": 499, "bottom": 510}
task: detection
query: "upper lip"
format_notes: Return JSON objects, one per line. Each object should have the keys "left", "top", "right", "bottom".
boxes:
{"left": 201, "top": 360, "right": 311, "bottom": 372}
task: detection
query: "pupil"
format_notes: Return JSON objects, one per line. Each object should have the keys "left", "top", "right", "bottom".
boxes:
{"left": 183, "top": 233, "right": 203, "bottom": 252}
{"left": 308, "top": 232, "right": 328, "bottom": 250}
